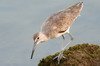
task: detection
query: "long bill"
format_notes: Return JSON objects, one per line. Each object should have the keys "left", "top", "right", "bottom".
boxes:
{"left": 31, "top": 42, "right": 37, "bottom": 59}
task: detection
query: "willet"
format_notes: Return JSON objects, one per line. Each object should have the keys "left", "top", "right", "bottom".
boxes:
{"left": 31, "top": 2, "right": 83, "bottom": 63}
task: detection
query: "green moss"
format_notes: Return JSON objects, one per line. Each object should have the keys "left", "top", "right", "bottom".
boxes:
{"left": 38, "top": 43, "right": 100, "bottom": 66}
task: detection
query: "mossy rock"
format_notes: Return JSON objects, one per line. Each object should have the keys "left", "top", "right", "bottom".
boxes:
{"left": 38, "top": 43, "right": 100, "bottom": 66}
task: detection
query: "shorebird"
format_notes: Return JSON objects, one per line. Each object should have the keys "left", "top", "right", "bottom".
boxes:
{"left": 31, "top": 2, "right": 83, "bottom": 63}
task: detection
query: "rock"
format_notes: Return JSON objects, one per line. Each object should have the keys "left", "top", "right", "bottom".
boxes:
{"left": 38, "top": 43, "right": 100, "bottom": 66}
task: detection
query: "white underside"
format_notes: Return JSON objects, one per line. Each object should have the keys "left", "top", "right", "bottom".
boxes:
{"left": 56, "top": 27, "right": 70, "bottom": 38}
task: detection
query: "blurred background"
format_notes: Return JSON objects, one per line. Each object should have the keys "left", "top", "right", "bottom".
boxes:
{"left": 0, "top": 0, "right": 100, "bottom": 66}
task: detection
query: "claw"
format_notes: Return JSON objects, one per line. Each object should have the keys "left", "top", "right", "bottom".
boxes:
{"left": 53, "top": 52, "right": 66, "bottom": 64}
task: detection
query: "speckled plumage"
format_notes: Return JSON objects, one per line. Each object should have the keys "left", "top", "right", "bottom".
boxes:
{"left": 41, "top": 2, "right": 83, "bottom": 39}
{"left": 31, "top": 2, "right": 83, "bottom": 61}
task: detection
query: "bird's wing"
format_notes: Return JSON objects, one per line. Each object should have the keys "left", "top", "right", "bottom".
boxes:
{"left": 41, "top": 11, "right": 69, "bottom": 31}
{"left": 41, "top": 2, "right": 83, "bottom": 37}
{"left": 41, "top": 10, "right": 80, "bottom": 32}
{"left": 41, "top": 11, "right": 77, "bottom": 39}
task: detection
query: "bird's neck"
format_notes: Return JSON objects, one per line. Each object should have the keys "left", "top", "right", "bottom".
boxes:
{"left": 40, "top": 32, "right": 49, "bottom": 42}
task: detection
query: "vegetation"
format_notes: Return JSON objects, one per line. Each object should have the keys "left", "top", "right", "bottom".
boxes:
{"left": 38, "top": 43, "right": 100, "bottom": 66}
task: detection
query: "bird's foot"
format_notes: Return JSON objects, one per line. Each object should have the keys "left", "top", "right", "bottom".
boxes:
{"left": 53, "top": 52, "right": 65, "bottom": 64}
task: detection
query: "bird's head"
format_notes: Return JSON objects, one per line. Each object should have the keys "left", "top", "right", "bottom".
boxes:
{"left": 33, "top": 32, "right": 48, "bottom": 44}
{"left": 31, "top": 32, "right": 48, "bottom": 59}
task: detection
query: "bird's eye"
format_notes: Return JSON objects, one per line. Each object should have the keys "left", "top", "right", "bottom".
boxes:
{"left": 37, "top": 37, "right": 39, "bottom": 39}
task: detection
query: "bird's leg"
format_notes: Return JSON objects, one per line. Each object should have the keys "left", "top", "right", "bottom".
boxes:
{"left": 62, "top": 32, "right": 74, "bottom": 50}
{"left": 53, "top": 35, "right": 66, "bottom": 64}
{"left": 68, "top": 33, "right": 74, "bottom": 41}
{"left": 61, "top": 35, "right": 65, "bottom": 49}
{"left": 53, "top": 33, "right": 74, "bottom": 64}
{"left": 60, "top": 35, "right": 66, "bottom": 58}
